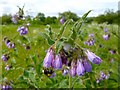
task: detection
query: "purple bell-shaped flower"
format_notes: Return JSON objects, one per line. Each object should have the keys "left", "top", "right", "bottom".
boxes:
{"left": 60, "top": 17, "right": 65, "bottom": 24}
{"left": 82, "top": 60, "right": 92, "bottom": 72}
{"left": 70, "top": 61, "right": 77, "bottom": 77}
{"left": 62, "top": 69, "right": 69, "bottom": 76}
{"left": 53, "top": 54, "right": 62, "bottom": 70}
{"left": 103, "top": 34, "right": 110, "bottom": 40}
{"left": 1, "top": 54, "right": 10, "bottom": 62}
{"left": 11, "top": 14, "right": 18, "bottom": 24}
{"left": 76, "top": 60, "right": 85, "bottom": 76}
{"left": 43, "top": 48, "right": 54, "bottom": 68}
{"left": 85, "top": 50, "right": 102, "bottom": 64}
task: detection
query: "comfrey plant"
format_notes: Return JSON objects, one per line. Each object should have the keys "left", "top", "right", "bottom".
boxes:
{"left": 103, "top": 34, "right": 110, "bottom": 40}
{"left": 11, "top": 5, "right": 30, "bottom": 36}
{"left": 1, "top": 6, "right": 30, "bottom": 89}
{"left": 96, "top": 71, "right": 110, "bottom": 83}
{"left": 84, "top": 33, "right": 96, "bottom": 46}
{"left": 102, "top": 28, "right": 110, "bottom": 40}
{"left": 60, "top": 17, "right": 65, "bottom": 24}
{"left": 42, "top": 10, "right": 102, "bottom": 82}
{"left": 17, "top": 26, "right": 28, "bottom": 35}
{"left": 3, "top": 37, "right": 15, "bottom": 48}
{"left": 1, "top": 54, "right": 10, "bottom": 62}
{"left": 11, "top": 5, "right": 25, "bottom": 24}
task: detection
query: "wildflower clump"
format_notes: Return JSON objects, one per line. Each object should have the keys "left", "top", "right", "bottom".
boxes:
{"left": 42, "top": 10, "right": 102, "bottom": 78}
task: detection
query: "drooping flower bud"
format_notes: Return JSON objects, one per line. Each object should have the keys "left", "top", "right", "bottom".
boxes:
{"left": 69, "top": 60, "right": 77, "bottom": 77}
{"left": 11, "top": 14, "right": 19, "bottom": 24}
{"left": 85, "top": 50, "right": 102, "bottom": 64}
{"left": 103, "top": 34, "right": 110, "bottom": 40}
{"left": 5, "top": 39, "right": 15, "bottom": 48}
{"left": 43, "top": 48, "right": 54, "bottom": 68}
{"left": 60, "top": 51, "right": 68, "bottom": 65}
{"left": 62, "top": 69, "right": 69, "bottom": 76}
{"left": 96, "top": 79, "right": 100, "bottom": 83}
{"left": 84, "top": 38, "right": 95, "bottom": 46}
{"left": 76, "top": 60, "right": 85, "bottom": 76}
{"left": 70, "top": 66, "right": 76, "bottom": 77}
{"left": 5, "top": 65, "right": 11, "bottom": 70}
{"left": 53, "top": 54, "right": 62, "bottom": 70}
{"left": 5, "top": 40, "right": 11, "bottom": 45}
{"left": 6, "top": 42, "right": 15, "bottom": 48}
{"left": 87, "top": 40, "right": 95, "bottom": 46}
{"left": 97, "top": 71, "right": 110, "bottom": 83}
{"left": 104, "top": 28, "right": 108, "bottom": 32}
{"left": 109, "top": 49, "right": 116, "bottom": 54}
{"left": 2, "top": 85, "right": 12, "bottom": 90}
{"left": 100, "top": 71, "right": 106, "bottom": 79}
{"left": 1, "top": 54, "right": 10, "bottom": 62}
{"left": 60, "top": 17, "right": 65, "bottom": 24}
{"left": 82, "top": 60, "right": 92, "bottom": 72}
{"left": 89, "top": 34, "right": 94, "bottom": 37}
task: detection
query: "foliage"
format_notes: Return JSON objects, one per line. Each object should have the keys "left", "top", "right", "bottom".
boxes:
{"left": 94, "top": 9, "right": 118, "bottom": 24}
{"left": 0, "top": 14, "right": 12, "bottom": 25}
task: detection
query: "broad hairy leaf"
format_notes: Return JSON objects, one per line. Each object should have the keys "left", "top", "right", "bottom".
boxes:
{"left": 40, "top": 32, "right": 55, "bottom": 45}
{"left": 57, "top": 19, "right": 73, "bottom": 40}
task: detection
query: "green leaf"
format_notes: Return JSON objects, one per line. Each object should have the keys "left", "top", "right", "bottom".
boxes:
{"left": 41, "top": 33, "right": 55, "bottom": 45}
{"left": 82, "top": 10, "right": 92, "bottom": 20}
{"left": 45, "top": 25, "right": 53, "bottom": 38}
{"left": 58, "top": 79, "right": 68, "bottom": 88}
{"left": 57, "top": 19, "right": 73, "bottom": 39}
{"left": 75, "top": 10, "right": 92, "bottom": 34}
{"left": 70, "top": 29, "right": 77, "bottom": 40}
{"left": 55, "top": 41, "right": 63, "bottom": 54}
{"left": 14, "top": 82, "right": 29, "bottom": 88}
{"left": 64, "top": 38, "right": 74, "bottom": 45}
{"left": 23, "top": 70, "right": 29, "bottom": 78}
{"left": 36, "top": 62, "right": 42, "bottom": 76}
{"left": 31, "top": 55, "right": 37, "bottom": 65}
{"left": 29, "top": 72, "right": 36, "bottom": 83}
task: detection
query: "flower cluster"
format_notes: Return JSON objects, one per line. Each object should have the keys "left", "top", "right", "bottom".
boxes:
{"left": 109, "top": 49, "right": 116, "bottom": 54}
{"left": 1, "top": 54, "right": 10, "bottom": 62}
{"left": 43, "top": 46, "right": 102, "bottom": 77}
{"left": 17, "top": 26, "right": 28, "bottom": 35}
{"left": 11, "top": 6, "right": 30, "bottom": 37}
{"left": 11, "top": 14, "right": 19, "bottom": 24}
{"left": 5, "top": 65, "right": 12, "bottom": 71}
{"left": 96, "top": 71, "right": 110, "bottom": 83}
{"left": 11, "top": 6, "right": 24, "bottom": 24}
{"left": 11, "top": 12, "right": 25, "bottom": 24}
{"left": 84, "top": 34, "right": 96, "bottom": 46}
{"left": 103, "top": 34, "right": 110, "bottom": 40}
{"left": 3, "top": 37, "right": 15, "bottom": 49}
{"left": 1, "top": 85, "right": 12, "bottom": 90}
{"left": 103, "top": 28, "right": 110, "bottom": 40}
{"left": 43, "top": 47, "right": 64, "bottom": 70}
